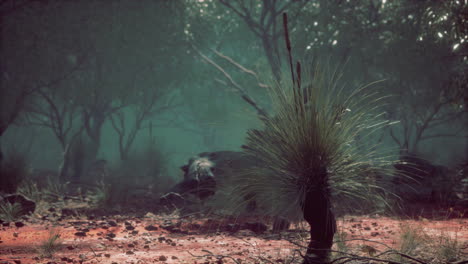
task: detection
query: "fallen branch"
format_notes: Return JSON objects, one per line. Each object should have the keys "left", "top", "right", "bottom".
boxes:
{"left": 188, "top": 249, "right": 241, "bottom": 264}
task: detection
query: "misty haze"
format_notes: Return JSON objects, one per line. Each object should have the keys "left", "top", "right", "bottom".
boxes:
{"left": 0, "top": 1, "right": 466, "bottom": 263}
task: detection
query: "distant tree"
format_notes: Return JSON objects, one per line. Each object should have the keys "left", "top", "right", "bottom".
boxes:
{"left": 219, "top": 0, "right": 309, "bottom": 80}
{"left": 1, "top": 1, "right": 89, "bottom": 169}
{"left": 25, "top": 80, "right": 85, "bottom": 181}
{"left": 109, "top": 66, "right": 181, "bottom": 161}
{"left": 379, "top": 1, "right": 468, "bottom": 155}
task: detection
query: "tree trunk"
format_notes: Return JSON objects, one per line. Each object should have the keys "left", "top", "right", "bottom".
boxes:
{"left": 302, "top": 169, "right": 336, "bottom": 263}
{"left": 58, "top": 144, "right": 71, "bottom": 183}
{"left": 261, "top": 34, "right": 281, "bottom": 82}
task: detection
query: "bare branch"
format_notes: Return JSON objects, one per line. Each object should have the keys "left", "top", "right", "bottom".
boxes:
{"left": 211, "top": 48, "right": 268, "bottom": 88}
{"left": 194, "top": 46, "right": 268, "bottom": 119}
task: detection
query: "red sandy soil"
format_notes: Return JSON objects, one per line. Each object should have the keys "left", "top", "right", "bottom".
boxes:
{"left": 0, "top": 213, "right": 467, "bottom": 264}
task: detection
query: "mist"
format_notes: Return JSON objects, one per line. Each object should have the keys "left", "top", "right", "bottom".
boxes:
{"left": 0, "top": 1, "right": 466, "bottom": 262}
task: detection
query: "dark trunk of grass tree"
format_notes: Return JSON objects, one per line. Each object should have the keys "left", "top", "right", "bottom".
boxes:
{"left": 302, "top": 167, "right": 336, "bottom": 264}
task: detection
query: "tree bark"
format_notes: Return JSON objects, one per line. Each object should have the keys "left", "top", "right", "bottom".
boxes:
{"left": 302, "top": 169, "right": 336, "bottom": 263}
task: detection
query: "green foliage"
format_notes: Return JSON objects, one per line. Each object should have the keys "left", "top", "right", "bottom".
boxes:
{"left": 0, "top": 149, "right": 30, "bottom": 193}
{"left": 235, "top": 65, "right": 398, "bottom": 220}
{"left": 37, "top": 228, "right": 62, "bottom": 258}
{"left": 0, "top": 201, "right": 23, "bottom": 222}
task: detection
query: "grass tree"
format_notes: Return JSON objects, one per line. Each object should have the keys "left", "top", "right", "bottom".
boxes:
{"left": 238, "top": 61, "right": 396, "bottom": 263}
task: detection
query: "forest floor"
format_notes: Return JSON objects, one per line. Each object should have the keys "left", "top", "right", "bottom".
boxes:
{"left": 0, "top": 202, "right": 467, "bottom": 264}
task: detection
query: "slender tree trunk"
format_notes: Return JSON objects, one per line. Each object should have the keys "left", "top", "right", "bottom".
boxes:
{"left": 302, "top": 168, "right": 336, "bottom": 263}
{"left": 58, "top": 143, "right": 71, "bottom": 183}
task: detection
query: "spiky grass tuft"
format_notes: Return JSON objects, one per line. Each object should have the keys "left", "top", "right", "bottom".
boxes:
{"left": 17, "top": 180, "right": 42, "bottom": 202}
{"left": 37, "top": 228, "right": 62, "bottom": 258}
{"left": 234, "top": 64, "right": 399, "bottom": 220}
{"left": 0, "top": 201, "right": 23, "bottom": 222}
{"left": 434, "top": 232, "right": 460, "bottom": 262}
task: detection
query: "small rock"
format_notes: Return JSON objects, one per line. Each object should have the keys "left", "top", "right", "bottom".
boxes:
{"left": 74, "top": 232, "right": 87, "bottom": 237}
{"left": 144, "top": 225, "right": 158, "bottom": 231}
{"left": 14, "top": 222, "right": 24, "bottom": 228}
{"left": 61, "top": 208, "right": 77, "bottom": 217}
{"left": 242, "top": 222, "right": 268, "bottom": 233}
{"left": 158, "top": 256, "right": 167, "bottom": 261}
{"left": 126, "top": 250, "right": 134, "bottom": 255}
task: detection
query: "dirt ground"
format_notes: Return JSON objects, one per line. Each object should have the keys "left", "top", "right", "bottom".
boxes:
{"left": 1, "top": 210, "right": 467, "bottom": 264}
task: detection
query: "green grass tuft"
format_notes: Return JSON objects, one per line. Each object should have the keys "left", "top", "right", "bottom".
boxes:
{"left": 435, "top": 232, "right": 460, "bottom": 262}
{"left": 37, "top": 228, "right": 62, "bottom": 258}
{"left": 0, "top": 201, "right": 23, "bottom": 222}
{"left": 17, "top": 179, "right": 42, "bottom": 202}
{"left": 89, "top": 180, "right": 112, "bottom": 207}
